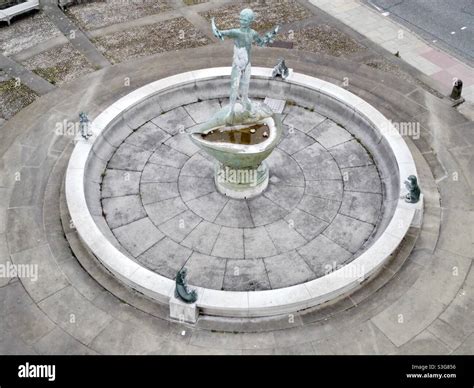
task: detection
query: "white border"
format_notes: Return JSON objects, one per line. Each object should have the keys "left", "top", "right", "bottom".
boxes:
{"left": 66, "top": 67, "right": 418, "bottom": 318}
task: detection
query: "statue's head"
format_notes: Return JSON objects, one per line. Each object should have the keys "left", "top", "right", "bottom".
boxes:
{"left": 177, "top": 268, "right": 188, "bottom": 284}
{"left": 407, "top": 175, "right": 417, "bottom": 185}
{"left": 240, "top": 8, "right": 254, "bottom": 28}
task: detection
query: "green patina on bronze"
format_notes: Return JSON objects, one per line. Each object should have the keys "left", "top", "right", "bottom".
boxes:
{"left": 175, "top": 268, "right": 197, "bottom": 304}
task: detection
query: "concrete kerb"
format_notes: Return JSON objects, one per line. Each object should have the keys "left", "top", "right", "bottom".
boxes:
{"left": 65, "top": 67, "right": 419, "bottom": 318}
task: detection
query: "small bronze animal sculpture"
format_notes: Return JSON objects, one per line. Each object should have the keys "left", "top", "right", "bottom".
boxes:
{"left": 272, "top": 58, "right": 289, "bottom": 80}
{"left": 404, "top": 175, "right": 420, "bottom": 203}
{"left": 175, "top": 268, "right": 197, "bottom": 304}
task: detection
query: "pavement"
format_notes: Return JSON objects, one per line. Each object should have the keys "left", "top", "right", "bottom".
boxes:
{"left": 363, "top": 0, "right": 473, "bottom": 64}
{"left": 0, "top": 44, "right": 472, "bottom": 354}
{"left": 0, "top": 0, "right": 472, "bottom": 355}
{"left": 309, "top": 0, "right": 474, "bottom": 103}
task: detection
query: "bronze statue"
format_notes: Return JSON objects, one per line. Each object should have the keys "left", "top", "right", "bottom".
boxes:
{"left": 211, "top": 8, "right": 279, "bottom": 124}
{"left": 404, "top": 175, "right": 420, "bottom": 203}
{"left": 175, "top": 268, "right": 197, "bottom": 304}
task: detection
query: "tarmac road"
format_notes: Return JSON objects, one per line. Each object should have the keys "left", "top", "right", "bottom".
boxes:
{"left": 363, "top": 0, "right": 474, "bottom": 64}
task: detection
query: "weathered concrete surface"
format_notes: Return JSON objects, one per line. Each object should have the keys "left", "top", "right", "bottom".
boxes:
{"left": 0, "top": 43, "right": 471, "bottom": 354}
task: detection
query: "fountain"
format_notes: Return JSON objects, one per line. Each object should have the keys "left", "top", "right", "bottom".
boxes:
{"left": 65, "top": 7, "right": 422, "bottom": 322}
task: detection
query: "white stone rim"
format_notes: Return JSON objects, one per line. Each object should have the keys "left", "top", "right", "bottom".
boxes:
{"left": 66, "top": 67, "right": 418, "bottom": 318}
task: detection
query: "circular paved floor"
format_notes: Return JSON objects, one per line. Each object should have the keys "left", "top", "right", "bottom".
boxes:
{"left": 1, "top": 46, "right": 472, "bottom": 355}
{"left": 100, "top": 99, "right": 384, "bottom": 291}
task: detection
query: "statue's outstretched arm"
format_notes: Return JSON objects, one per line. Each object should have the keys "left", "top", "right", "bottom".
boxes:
{"left": 211, "top": 17, "right": 224, "bottom": 40}
{"left": 254, "top": 25, "right": 280, "bottom": 47}
{"left": 211, "top": 18, "right": 238, "bottom": 40}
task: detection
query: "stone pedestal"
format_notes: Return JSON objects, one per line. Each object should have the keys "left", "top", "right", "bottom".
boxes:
{"left": 215, "top": 162, "right": 269, "bottom": 199}
{"left": 169, "top": 295, "right": 199, "bottom": 324}
{"left": 411, "top": 194, "right": 424, "bottom": 228}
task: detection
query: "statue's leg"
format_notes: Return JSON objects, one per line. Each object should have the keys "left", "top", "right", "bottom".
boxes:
{"left": 241, "top": 63, "right": 253, "bottom": 112}
{"left": 227, "top": 65, "right": 241, "bottom": 124}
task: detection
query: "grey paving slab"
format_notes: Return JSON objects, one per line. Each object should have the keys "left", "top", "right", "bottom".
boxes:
{"left": 264, "top": 251, "right": 315, "bottom": 288}
{"left": 141, "top": 163, "right": 180, "bottom": 183}
{"left": 181, "top": 220, "right": 221, "bottom": 255}
{"left": 137, "top": 237, "right": 192, "bottom": 279}
{"left": 102, "top": 170, "right": 141, "bottom": 198}
{"left": 284, "top": 208, "right": 328, "bottom": 240}
{"left": 266, "top": 149, "right": 305, "bottom": 187}
{"left": 436, "top": 209, "right": 474, "bottom": 258}
{"left": 178, "top": 176, "right": 215, "bottom": 202}
{"left": 263, "top": 183, "right": 304, "bottom": 211}
{"left": 0, "top": 324, "right": 38, "bottom": 354}
{"left": 265, "top": 219, "right": 307, "bottom": 253}
{"left": 33, "top": 327, "right": 96, "bottom": 355}
{"left": 211, "top": 227, "right": 244, "bottom": 259}
{"left": 341, "top": 165, "right": 382, "bottom": 193}
{"left": 329, "top": 140, "right": 373, "bottom": 168}
{"left": 428, "top": 318, "right": 465, "bottom": 351}
{"left": 186, "top": 192, "right": 228, "bottom": 221}
{"left": 308, "top": 119, "right": 353, "bottom": 149}
{"left": 3, "top": 301, "right": 55, "bottom": 346}
{"left": 183, "top": 99, "right": 222, "bottom": 124}
{"left": 152, "top": 106, "right": 195, "bottom": 135}
{"left": 145, "top": 197, "right": 187, "bottom": 225}
{"left": 140, "top": 182, "right": 179, "bottom": 204}
{"left": 305, "top": 180, "right": 344, "bottom": 201}
{"left": 164, "top": 133, "right": 200, "bottom": 157}
{"left": 90, "top": 319, "right": 163, "bottom": 355}
{"left": 214, "top": 199, "right": 254, "bottom": 228}
{"left": 277, "top": 130, "right": 315, "bottom": 155}
{"left": 339, "top": 191, "right": 382, "bottom": 225}
{"left": 158, "top": 210, "right": 202, "bottom": 243}
{"left": 453, "top": 333, "right": 474, "bottom": 355}
{"left": 297, "top": 195, "right": 340, "bottom": 223}
{"left": 323, "top": 214, "right": 374, "bottom": 254}
{"left": 58, "top": 258, "right": 107, "bottom": 302}
{"left": 371, "top": 285, "right": 447, "bottom": 347}
{"left": 0, "top": 281, "right": 33, "bottom": 314}
{"left": 283, "top": 105, "right": 326, "bottom": 133}
{"left": 10, "top": 245, "right": 69, "bottom": 302}
{"left": 9, "top": 160, "right": 56, "bottom": 208}
{"left": 124, "top": 122, "right": 171, "bottom": 151}
{"left": 184, "top": 252, "right": 226, "bottom": 290}
{"left": 149, "top": 144, "right": 189, "bottom": 168}
{"left": 108, "top": 143, "right": 152, "bottom": 171}
{"left": 223, "top": 259, "right": 271, "bottom": 291}
{"left": 102, "top": 195, "right": 146, "bottom": 229}
{"left": 113, "top": 217, "right": 164, "bottom": 258}
{"left": 438, "top": 290, "right": 474, "bottom": 340}
{"left": 395, "top": 331, "right": 450, "bottom": 355}
{"left": 247, "top": 195, "right": 288, "bottom": 226}
{"left": 38, "top": 286, "right": 112, "bottom": 346}
{"left": 293, "top": 144, "right": 341, "bottom": 180}
{"left": 180, "top": 153, "right": 214, "bottom": 178}
{"left": 244, "top": 226, "right": 278, "bottom": 259}
{"left": 297, "top": 235, "right": 353, "bottom": 276}
{"left": 7, "top": 207, "right": 46, "bottom": 254}
{"left": 314, "top": 321, "right": 397, "bottom": 355}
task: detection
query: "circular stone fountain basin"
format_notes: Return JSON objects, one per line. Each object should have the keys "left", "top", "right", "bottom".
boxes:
{"left": 65, "top": 67, "right": 421, "bottom": 318}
